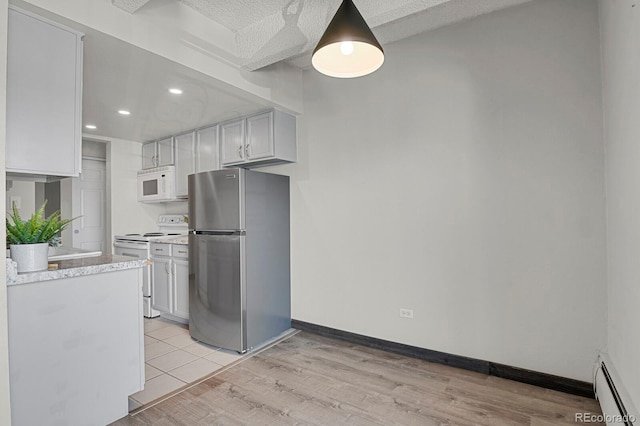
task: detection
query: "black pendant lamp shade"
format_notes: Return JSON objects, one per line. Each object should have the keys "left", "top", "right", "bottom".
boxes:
{"left": 312, "top": 0, "right": 384, "bottom": 78}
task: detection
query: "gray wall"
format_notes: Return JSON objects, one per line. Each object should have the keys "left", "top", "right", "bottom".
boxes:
{"left": 82, "top": 139, "right": 106, "bottom": 159}
{"left": 274, "top": 0, "right": 606, "bottom": 381}
{"left": 600, "top": 0, "right": 640, "bottom": 412}
{"left": 44, "top": 181, "right": 61, "bottom": 217}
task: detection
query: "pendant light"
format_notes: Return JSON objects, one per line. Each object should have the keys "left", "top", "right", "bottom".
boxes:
{"left": 312, "top": 0, "right": 384, "bottom": 78}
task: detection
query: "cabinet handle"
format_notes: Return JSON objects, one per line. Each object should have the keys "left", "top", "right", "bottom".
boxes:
{"left": 245, "top": 144, "right": 251, "bottom": 158}
{"left": 164, "top": 262, "right": 171, "bottom": 275}
{"left": 178, "top": 250, "right": 187, "bottom": 254}
{"left": 238, "top": 145, "right": 243, "bottom": 158}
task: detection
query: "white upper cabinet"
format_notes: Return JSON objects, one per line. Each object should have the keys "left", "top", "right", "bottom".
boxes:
{"left": 5, "top": 7, "right": 83, "bottom": 177}
{"left": 138, "top": 109, "right": 295, "bottom": 199}
{"left": 157, "top": 137, "right": 174, "bottom": 166}
{"left": 142, "top": 137, "right": 174, "bottom": 169}
{"left": 221, "top": 109, "right": 297, "bottom": 168}
{"left": 220, "top": 119, "right": 246, "bottom": 165}
{"left": 142, "top": 142, "right": 156, "bottom": 169}
{"left": 195, "top": 126, "right": 219, "bottom": 173}
{"left": 246, "top": 111, "right": 274, "bottom": 161}
{"left": 142, "top": 127, "right": 221, "bottom": 198}
{"left": 174, "top": 132, "right": 195, "bottom": 198}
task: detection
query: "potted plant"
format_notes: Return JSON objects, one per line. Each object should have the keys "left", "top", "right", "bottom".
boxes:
{"left": 6, "top": 201, "right": 77, "bottom": 273}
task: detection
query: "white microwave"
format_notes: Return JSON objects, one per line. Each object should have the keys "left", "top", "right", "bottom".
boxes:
{"left": 137, "top": 166, "right": 177, "bottom": 202}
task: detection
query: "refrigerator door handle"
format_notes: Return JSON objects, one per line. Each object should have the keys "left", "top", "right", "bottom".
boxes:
{"left": 192, "top": 230, "right": 246, "bottom": 236}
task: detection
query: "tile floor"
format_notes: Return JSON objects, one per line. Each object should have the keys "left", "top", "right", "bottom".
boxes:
{"left": 130, "top": 317, "right": 296, "bottom": 411}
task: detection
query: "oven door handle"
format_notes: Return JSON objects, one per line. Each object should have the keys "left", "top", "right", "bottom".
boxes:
{"left": 119, "top": 252, "right": 141, "bottom": 258}
{"left": 114, "top": 241, "right": 149, "bottom": 250}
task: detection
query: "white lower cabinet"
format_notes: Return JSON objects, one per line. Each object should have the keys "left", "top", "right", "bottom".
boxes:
{"left": 7, "top": 268, "right": 144, "bottom": 425}
{"left": 151, "top": 243, "right": 189, "bottom": 321}
{"left": 151, "top": 255, "right": 172, "bottom": 313}
{"left": 173, "top": 259, "right": 189, "bottom": 319}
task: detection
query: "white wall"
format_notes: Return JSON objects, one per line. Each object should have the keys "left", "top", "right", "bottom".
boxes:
{"left": 275, "top": 0, "right": 606, "bottom": 382}
{"left": 599, "top": 0, "right": 640, "bottom": 411}
{"left": 5, "top": 181, "right": 36, "bottom": 217}
{"left": 0, "top": 0, "right": 12, "bottom": 421}
{"left": 106, "top": 137, "right": 167, "bottom": 242}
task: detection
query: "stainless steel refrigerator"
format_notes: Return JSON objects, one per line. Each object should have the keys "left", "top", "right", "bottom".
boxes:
{"left": 188, "top": 168, "right": 291, "bottom": 353}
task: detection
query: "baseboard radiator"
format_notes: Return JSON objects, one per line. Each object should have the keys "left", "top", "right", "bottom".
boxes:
{"left": 594, "top": 355, "right": 637, "bottom": 426}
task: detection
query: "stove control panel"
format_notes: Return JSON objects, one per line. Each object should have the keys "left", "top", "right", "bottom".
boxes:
{"left": 157, "top": 215, "right": 188, "bottom": 225}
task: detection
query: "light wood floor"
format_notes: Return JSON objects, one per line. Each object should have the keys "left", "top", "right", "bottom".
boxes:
{"left": 112, "top": 332, "right": 604, "bottom": 425}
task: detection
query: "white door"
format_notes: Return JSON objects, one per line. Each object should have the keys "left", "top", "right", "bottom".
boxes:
{"left": 71, "top": 158, "right": 107, "bottom": 251}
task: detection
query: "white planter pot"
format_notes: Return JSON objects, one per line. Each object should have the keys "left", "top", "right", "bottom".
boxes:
{"left": 10, "top": 243, "right": 49, "bottom": 273}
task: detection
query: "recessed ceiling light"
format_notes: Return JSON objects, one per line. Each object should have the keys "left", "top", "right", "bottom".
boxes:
{"left": 85, "top": 124, "right": 97, "bottom": 130}
{"left": 169, "top": 88, "right": 183, "bottom": 95}
{"left": 118, "top": 110, "right": 131, "bottom": 115}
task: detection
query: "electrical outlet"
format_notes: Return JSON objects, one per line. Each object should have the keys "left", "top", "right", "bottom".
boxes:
{"left": 399, "top": 308, "right": 414, "bottom": 319}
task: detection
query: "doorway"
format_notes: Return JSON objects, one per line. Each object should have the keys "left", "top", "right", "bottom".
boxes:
{"left": 57, "top": 140, "right": 109, "bottom": 253}
{"left": 70, "top": 158, "right": 107, "bottom": 252}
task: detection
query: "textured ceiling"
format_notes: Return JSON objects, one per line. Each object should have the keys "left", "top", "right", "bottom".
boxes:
{"left": 178, "top": 0, "right": 288, "bottom": 32}
{"left": 111, "top": 0, "right": 151, "bottom": 14}
{"left": 112, "top": 0, "right": 533, "bottom": 71}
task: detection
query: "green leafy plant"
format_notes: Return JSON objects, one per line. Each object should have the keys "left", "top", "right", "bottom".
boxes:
{"left": 6, "top": 201, "right": 78, "bottom": 245}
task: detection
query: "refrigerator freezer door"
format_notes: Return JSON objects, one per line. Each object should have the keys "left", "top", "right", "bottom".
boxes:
{"left": 188, "top": 169, "right": 243, "bottom": 231}
{"left": 189, "top": 233, "right": 246, "bottom": 352}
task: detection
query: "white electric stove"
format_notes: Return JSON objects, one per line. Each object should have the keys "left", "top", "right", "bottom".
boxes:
{"left": 113, "top": 214, "right": 188, "bottom": 317}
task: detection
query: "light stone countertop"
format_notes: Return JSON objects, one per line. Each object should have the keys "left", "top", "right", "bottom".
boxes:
{"left": 7, "top": 255, "right": 148, "bottom": 286}
{"left": 153, "top": 235, "right": 189, "bottom": 245}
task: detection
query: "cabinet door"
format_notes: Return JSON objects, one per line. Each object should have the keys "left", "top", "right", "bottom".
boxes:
{"left": 151, "top": 257, "right": 172, "bottom": 313}
{"left": 142, "top": 142, "right": 157, "bottom": 169}
{"left": 246, "top": 111, "right": 274, "bottom": 161}
{"left": 220, "top": 119, "right": 245, "bottom": 165}
{"left": 6, "top": 7, "right": 83, "bottom": 177}
{"left": 196, "top": 126, "right": 219, "bottom": 172}
{"left": 172, "top": 259, "right": 189, "bottom": 320}
{"left": 174, "top": 132, "right": 195, "bottom": 197}
{"left": 157, "top": 137, "right": 174, "bottom": 166}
